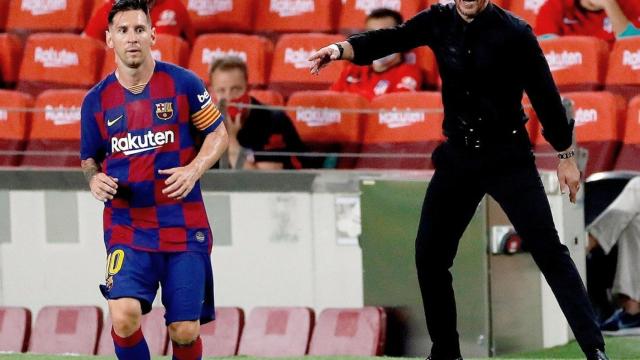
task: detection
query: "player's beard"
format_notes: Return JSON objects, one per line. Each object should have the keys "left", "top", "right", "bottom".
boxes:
{"left": 456, "top": 0, "right": 489, "bottom": 19}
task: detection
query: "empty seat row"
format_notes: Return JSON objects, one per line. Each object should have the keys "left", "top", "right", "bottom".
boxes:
{"left": 0, "top": 305, "right": 386, "bottom": 357}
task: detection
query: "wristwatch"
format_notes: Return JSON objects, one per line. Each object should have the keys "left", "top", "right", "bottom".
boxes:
{"left": 557, "top": 149, "right": 575, "bottom": 160}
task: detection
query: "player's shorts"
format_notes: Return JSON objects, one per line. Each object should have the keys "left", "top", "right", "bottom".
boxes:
{"left": 99, "top": 245, "right": 215, "bottom": 325}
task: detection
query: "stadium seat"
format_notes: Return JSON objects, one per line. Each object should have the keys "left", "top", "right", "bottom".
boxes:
{"left": 20, "top": 89, "right": 84, "bottom": 168}
{"left": 522, "top": 95, "right": 540, "bottom": 145}
{"left": 0, "top": 33, "right": 23, "bottom": 87}
{"left": 201, "top": 307, "right": 244, "bottom": 356}
{"left": 539, "top": 36, "right": 609, "bottom": 92}
{"left": 189, "top": 34, "right": 273, "bottom": 87}
{"left": 0, "top": 90, "right": 32, "bottom": 166}
{"left": 180, "top": 0, "right": 255, "bottom": 33}
{"left": 0, "top": 306, "right": 31, "bottom": 353}
{"left": 238, "top": 306, "right": 314, "bottom": 356}
{"left": 614, "top": 95, "right": 640, "bottom": 171}
{"left": 270, "top": 33, "right": 344, "bottom": 97}
{"left": 30, "top": 306, "right": 102, "bottom": 355}
{"left": 255, "top": 0, "right": 340, "bottom": 33}
{"left": 286, "top": 91, "right": 368, "bottom": 168}
{"left": 508, "top": 0, "right": 548, "bottom": 26}
{"left": 605, "top": 36, "right": 640, "bottom": 101}
{"left": 356, "top": 92, "right": 444, "bottom": 170}
{"left": 308, "top": 307, "right": 386, "bottom": 356}
{"left": 0, "top": 2, "right": 7, "bottom": 31}
{"left": 250, "top": 89, "right": 285, "bottom": 106}
{"left": 533, "top": 92, "right": 625, "bottom": 177}
{"left": 17, "top": 33, "right": 105, "bottom": 96}
{"left": 7, "top": 0, "right": 90, "bottom": 34}
{"left": 338, "top": 0, "right": 424, "bottom": 34}
{"left": 97, "top": 307, "right": 168, "bottom": 356}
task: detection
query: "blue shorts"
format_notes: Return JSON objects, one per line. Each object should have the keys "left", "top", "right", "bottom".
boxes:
{"left": 99, "top": 245, "right": 215, "bottom": 325}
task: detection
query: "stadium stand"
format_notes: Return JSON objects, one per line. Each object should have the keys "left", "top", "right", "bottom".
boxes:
{"left": 238, "top": 306, "right": 314, "bottom": 356}
{"left": 308, "top": 307, "right": 386, "bottom": 356}
{"left": 97, "top": 307, "right": 169, "bottom": 356}
{"left": 91, "top": 0, "right": 107, "bottom": 16}
{"left": 0, "top": 1, "right": 8, "bottom": 32}
{"left": 96, "top": 316, "right": 114, "bottom": 355}
{"left": 508, "top": 0, "right": 547, "bottom": 26}
{"left": 180, "top": 0, "right": 255, "bottom": 33}
{"left": 0, "top": 90, "right": 32, "bottom": 167}
{"left": 534, "top": 91, "right": 625, "bottom": 177}
{"left": 605, "top": 36, "right": 640, "bottom": 101}
{"left": 29, "top": 306, "right": 102, "bottom": 355}
{"left": 614, "top": 95, "right": 640, "bottom": 171}
{"left": 405, "top": 46, "right": 439, "bottom": 90}
{"left": 189, "top": 33, "right": 273, "bottom": 87}
{"left": 20, "top": 89, "right": 84, "bottom": 168}
{"left": 270, "top": 33, "right": 344, "bottom": 97}
{"left": 356, "top": 91, "right": 444, "bottom": 170}
{"left": 286, "top": 90, "right": 368, "bottom": 168}
{"left": 0, "top": 307, "right": 31, "bottom": 353}
{"left": 522, "top": 96, "right": 540, "bottom": 145}
{"left": 200, "top": 307, "right": 244, "bottom": 357}
{"left": 539, "top": 36, "right": 609, "bottom": 92}
{"left": 6, "top": 0, "right": 90, "bottom": 34}
{"left": 255, "top": 0, "right": 340, "bottom": 34}
{"left": 17, "top": 33, "right": 105, "bottom": 96}
{"left": 249, "top": 89, "right": 285, "bottom": 106}
{"left": 338, "top": 0, "right": 424, "bottom": 34}
{"left": 0, "top": 33, "right": 23, "bottom": 88}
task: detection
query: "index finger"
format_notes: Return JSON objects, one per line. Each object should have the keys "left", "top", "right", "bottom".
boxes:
{"left": 307, "top": 49, "right": 328, "bottom": 62}
{"left": 97, "top": 173, "right": 118, "bottom": 189}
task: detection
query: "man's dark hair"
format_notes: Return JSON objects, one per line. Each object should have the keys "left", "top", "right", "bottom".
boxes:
{"left": 108, "top": 0, "right": 150, "bottom": 25}
{"left": 366, "top": 8, "right": 404, "bottom": 26}
{"left": 209, "top": 56, "right": 249, "bottom": 82}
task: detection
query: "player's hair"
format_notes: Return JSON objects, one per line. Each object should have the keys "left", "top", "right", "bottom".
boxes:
{"left": 366, "top": 8, "right": 404, "bottom": 26}
{"left": 209, "top": 56, "right": 249, "bottom": 82}
{"left": 108, "top": 0, "right": 151, "bottom": 25}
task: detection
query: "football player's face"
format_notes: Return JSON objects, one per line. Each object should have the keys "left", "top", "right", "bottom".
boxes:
{"left": 455, "top": 0, "right": 490, "bottom": 21}
{"left": 106, "top": 10, "right": 156, "bottom": 69}
{"left": 209, "top": 69, "right": 248, "bottom": 102}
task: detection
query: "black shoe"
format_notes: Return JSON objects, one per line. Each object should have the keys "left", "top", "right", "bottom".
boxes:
{"left": 426, "top": 356, "right": 463, "bottom": 360}
{"left": 588, "top": 349, "right": 610, "bottom": 360}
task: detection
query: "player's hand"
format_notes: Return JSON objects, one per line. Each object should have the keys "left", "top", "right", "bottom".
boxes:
{"left": 308, "top": 45, "right": 340, "bottom": 75}
{"left": 159, "top": 165, "right": 199, "bottom": 200}
{"left": 89, "top": 173, "right": 118, "bottom": 202}
{"left": 557, "top": 157, "right": 581, "bottom": 204}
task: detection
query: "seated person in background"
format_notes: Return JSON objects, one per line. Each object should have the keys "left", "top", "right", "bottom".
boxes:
{"left": 208, "top": 57, "right": 307, "bottom": 170}
{"left": 84, "top": 0, "right": 195, "bottom": 45}
{"left": 587, "top": 176, "right": 640, "bottom": 334}
{"left": 535, "top": 0, "right": 640, "bottom": 43}
{"left": 330, "top": 8, "right": 423, "bottom": 100}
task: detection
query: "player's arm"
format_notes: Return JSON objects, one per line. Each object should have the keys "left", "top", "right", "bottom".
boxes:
{"left": 592, "top": 0, "right": 636, "bottom": 35}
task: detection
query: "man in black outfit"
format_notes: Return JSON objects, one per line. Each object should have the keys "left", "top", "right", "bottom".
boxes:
{"left": 309, "top": 1, "right": 608, "bottom": 359}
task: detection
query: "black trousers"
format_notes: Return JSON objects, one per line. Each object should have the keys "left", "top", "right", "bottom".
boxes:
{"left": 415, "top": 140, "right": 604, "bottom": 359}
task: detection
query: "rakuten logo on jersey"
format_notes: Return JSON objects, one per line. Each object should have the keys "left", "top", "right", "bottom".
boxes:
{"left": 34, "top": 47, "right": 79, "bottom": 68}
{"left": 379, "top": 111, "right": 425, "bottom": 129}
{"left": 355, "top": 0, "right": 401, "bottom": 14}
{"left": 111, "top": 131, "right": 176, "bottom": 156}
{"left": 270, "top": 0, "right": 314, "bottom": 17}
{"left": 0, "top": 110, "right": 7, "bottom": 122}
{"left": 45, "top": 105, "right": 80, "bottom": 125}
{"left": 574, "top": 108, "right": 598, "bottom": 126}
{"left": 545, "top": 51, "right": 582, "bottom": 72}
{"left": 285, "top": 48, "right": 316, "bottom": 69}
{"left": 188, "top": 0, "right": 232, "bottom": 16}
{"left": 296, "top": 109, "right": 341, "bottom": 127}
{"left": 202, "top": 48, "right": 248, "bottom": 66}
{"left": 623, "top": 50, "right": 640, "bottom": 71}
{"left": 21, "top": 0, "right": 66, "bottom": 16}
{"left": 524, "top": 0, "right": 547, "bottom": 13}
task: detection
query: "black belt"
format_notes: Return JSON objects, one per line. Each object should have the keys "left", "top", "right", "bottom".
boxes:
{"left": 446, "top": 126, "right": 527, "bottom": 150}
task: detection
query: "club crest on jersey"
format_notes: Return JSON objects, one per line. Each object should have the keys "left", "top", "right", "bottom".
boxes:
{"left": 155, "top": 102, "right": 174, "bottom": 120}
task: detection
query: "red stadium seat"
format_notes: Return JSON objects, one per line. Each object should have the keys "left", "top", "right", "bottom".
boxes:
{"left": 270, "top": 33, "right": 344, "bottom": 97}
{"left": 356, "top": 92, "right": 444, "bottom": 170}
{"left": 308, "top": 307, "right": 386, "bottom": 356}
{"left": 605, "top": 37, "right": 640, "bottom": 101}
{"left": 238, "top": 307, "right": 314, "bottom": 356}
{"left": 180, "top": 0, "right": 255, "bottom": 33}
{"left": 17, "top": 33, "right": 105, "bottom": 96}
{"left": 20, "top": 89, "right": 84, "bottom": 168}
{"left": 538, "top": 36, "right": 609, "bottom": 92}
{"left": 7, "top": 0, "right": 90, "bottom": 34}
{"left": 0, "top": 1, "right": 8, "bottom": 31}
{"left": 0, "top": 90, "right": 32, "bottom": 166}
{"left": 30, "top": 306, "right": 102, "bottom": 355}
{"left": 255, "top": 0, "right": 340, "bottom": 33}
{"left": 287, "top": 91, "right": 368, "bottom": 168}
{"left": 508, "top": 0, "right": 549, "bottom": 26}
{"left": 533, "top": 91, "right": 625, "bottom": 177}
{"left": 0, "top": 307, "right": 31, "bottom": 353}
{"left": 201, "top": 307, "right": 244, "bottom": 356}
{"left": 97, "top": 307, "right": 168, "bottom": 356}
{"left": 189, "top": 34, "right": 273, "bottom": 87}
{"left": 614, "top": 95, "right": 640, "bottom": 171}
{"left": 522, "top": 95, "right": 540, "bottom": 144}
{"left": 338, "top": 0, "right": 424, "bottom": 34}
{"left": 0, "top": 33, "right": 23, "bottom": 87}
{"left": 250, "top": 89, "right": 285, "bottom": 106}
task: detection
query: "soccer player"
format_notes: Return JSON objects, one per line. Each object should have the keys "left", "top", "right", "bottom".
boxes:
{"left": 80, "top": 1, "right": 228, "bottom": 359}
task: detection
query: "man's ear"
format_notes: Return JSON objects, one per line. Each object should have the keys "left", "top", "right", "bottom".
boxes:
{"left": 106, "top": 29, "right": 114, "bottom": 49}
{"left": 150, "top": 26, "right": 156, "bottom": 46}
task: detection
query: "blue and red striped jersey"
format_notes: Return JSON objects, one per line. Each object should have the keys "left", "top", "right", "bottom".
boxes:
{"left": 81, "top": 61, "right": 223, "bottom": 254}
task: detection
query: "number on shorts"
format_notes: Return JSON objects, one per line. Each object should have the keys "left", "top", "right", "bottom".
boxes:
{"left": 106, "top": 249, "right": 125, "bottom": 276}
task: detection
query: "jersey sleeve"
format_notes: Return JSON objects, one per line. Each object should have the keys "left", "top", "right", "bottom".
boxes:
{"left": 184, "top": 71, "right": 223, "bottom": 135}
{"left": 395, "top": 64, "right": 422, "bottom": 92}
{"left": 534, "top": 0, "right": 563, "bottom": 37}
{"left": 83, "top": 3, "right": 110, "bottom": 42}
{"left": 80, "top": 92, "right": 105, "bottom": 161}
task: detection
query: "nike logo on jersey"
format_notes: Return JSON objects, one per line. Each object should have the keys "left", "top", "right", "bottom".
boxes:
{"left": 107, "top": 115, "right": 123, "bottom": 127}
